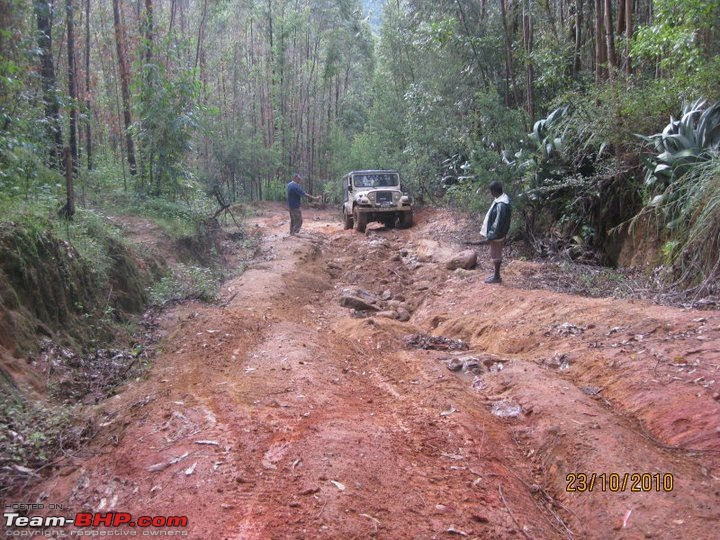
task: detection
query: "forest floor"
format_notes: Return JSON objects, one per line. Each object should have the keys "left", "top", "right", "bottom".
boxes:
{"left": 6, "top": 203, "right": 720, "bottom": 539}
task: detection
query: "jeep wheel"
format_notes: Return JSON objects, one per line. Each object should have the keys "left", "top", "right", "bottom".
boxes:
{"left": 343, "top": 209, "right": 354, "bottom": 229}
{"left": 353, "top": 209, "right": 367, "bottom": 233}
{"left": 399, "top": 210, "right": 413, "bottom": 229}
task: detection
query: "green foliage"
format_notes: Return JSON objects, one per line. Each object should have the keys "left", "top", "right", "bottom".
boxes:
{"left": 134, "top": 58, "right": 202, "bottom": 199}
{"left": 638, "top": 154, "right": 720, "bottom": 291}
{"left": 638, "top": 99, "right": 720, "bottom": 194}
{"left": 511, "top": 105, "right": 570, "bottom": 189}
{"left": 55, "top": 208, "right": 124, "bottom": 286}
{"left": 632, "top": 0, "right": 720, "bottom": 78}
{"left": 149, "top": 263, "right": 221, "bottom": 305}
{"left": 105, "top": 192, "right": 215, "bottom": 240}
{"left": 0, "top": 394, "right": 75, "bottom": 474}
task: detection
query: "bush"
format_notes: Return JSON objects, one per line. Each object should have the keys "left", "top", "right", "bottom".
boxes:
{"left": 149, "top": 263, "right": 221, "bottom": 305}
{"left": 0, "top": 393, "right": 76, "bottom": 491}
{"left": 645, "top": 156, "right": 720, "bottom": 292}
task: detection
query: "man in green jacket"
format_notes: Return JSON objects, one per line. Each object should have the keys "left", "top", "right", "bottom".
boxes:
{"left": 480, "top": 181, "right": 512, "bottom": 284}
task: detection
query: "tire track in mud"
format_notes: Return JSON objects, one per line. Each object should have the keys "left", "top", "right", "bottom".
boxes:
{"left": 295, "top": 208, "right": 720, "bottom": 539}
{"left": 13, "top": 204, "right": 720, "bottom": 540}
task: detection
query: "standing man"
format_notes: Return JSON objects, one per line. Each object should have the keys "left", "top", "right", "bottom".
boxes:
{"left": 480, "top": 181, "right": 512, "bottom": 284}
{"left": 287, "top": 174, "right": 320, "bottom": 235}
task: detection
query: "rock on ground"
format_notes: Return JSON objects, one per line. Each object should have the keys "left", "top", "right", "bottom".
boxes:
{"left": 446, "top": 250, "right": 478, "bottom": 270}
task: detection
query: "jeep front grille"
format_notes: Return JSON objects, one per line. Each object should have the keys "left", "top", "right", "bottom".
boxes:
{"left": 375, "top": 191, "right": 393, "bottom": 204}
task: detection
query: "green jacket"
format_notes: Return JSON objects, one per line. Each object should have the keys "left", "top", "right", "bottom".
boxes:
{"left": 486, "top": 199, "right": 512, "bottom": 241}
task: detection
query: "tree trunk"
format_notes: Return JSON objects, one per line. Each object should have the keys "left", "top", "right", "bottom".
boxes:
{"left": 604, "top": 0, "right": 617, "bottom": 76}
{"left": 66, "top": 0, "right": 79, "bottom": 177}
{"left": 143, "top": 0, "right": 153, "bottom": 66}
{"left": 142, "top": 0, "right": 155, "bottom": 189}
{"left": 455, "top": 0, "right": 485, "bottom": 88}
{"left": 61, "top": 146, "right": 76, "bottom": 218}
{"left": 35, "top": 0, "right": 63, "bottom": 167}
{"left": 523, "top": 0, "right": 534, "bottom": 122}
{"left": 84, "top": 0, "right": 92, "bottom": 170}
{"left": 594, "top": 0, "right": 605, "bottom": 82}
{"left": 112, "top": 0, "right": 137, "bottom": 176}
{"left": 625, "top": 0, "right": 633, "bottom": 75}
{"left": 573, "top": 0, "right": 583, "bottom": 76}
{"left": 194, "top": 0, "right": 207, "bottom": 73}
{"left": 499, "top": 0, "right": 519, "bottom": 107}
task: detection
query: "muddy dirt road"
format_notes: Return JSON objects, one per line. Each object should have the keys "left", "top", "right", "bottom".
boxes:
{"left": 9, "top": 204, "right": 720, "bottom": 539}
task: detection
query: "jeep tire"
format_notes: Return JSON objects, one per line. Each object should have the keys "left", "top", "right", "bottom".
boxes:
{"left": 343, "top": 209, "right": 354, "bottom": 229}
{"left": 399, "top": 210, "right": 413, "bottom": 229}
{"left": 353, "top": 208, "right": 367, "bottom": 233}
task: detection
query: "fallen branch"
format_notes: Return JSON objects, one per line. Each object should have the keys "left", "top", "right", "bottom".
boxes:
{"left": 499, "top": 485, "right": 533, "bottom": 540}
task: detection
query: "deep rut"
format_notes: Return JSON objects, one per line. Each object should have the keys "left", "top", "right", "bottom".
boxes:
{"left": 9, "top": 204, "right": 720, "bottom": 540}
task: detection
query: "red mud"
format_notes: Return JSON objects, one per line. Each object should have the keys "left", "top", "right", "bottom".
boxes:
{"left": 5, "top": 204, "right": 719, "bottom": 539}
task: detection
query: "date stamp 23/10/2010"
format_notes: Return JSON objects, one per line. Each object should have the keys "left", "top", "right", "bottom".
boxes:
{"left": 566, "top": 472, "right": 674, "bottom": 493}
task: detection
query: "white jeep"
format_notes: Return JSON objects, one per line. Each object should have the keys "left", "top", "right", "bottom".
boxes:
{"left": 342, "top": 170, "right": 413, "bottom": 233}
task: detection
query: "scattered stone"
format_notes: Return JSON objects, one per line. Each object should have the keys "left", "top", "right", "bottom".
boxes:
{"left": 462, "top": 357, "right": 483, "bottom": 374}
{"left": 551, "top": 322, "right": 586, "bottom": 337}
{"left": 446, "top": 250, "right": 478, "bottom": 270}
{"left": 447, "top": 356, "right": 484, "bottom": 374}
{"left": 381, "top": 290, "right": 393, "bottom": 301}
{"left": 482, "top": 357, "right": 504, "bottom": 372}
{"left": 490, "top": 400, "right": 522, "bottom": 418}
{"left": 387, "top": 300, "right": 402, "bottom": 309}
{"left": 545, "top": 353, "right": 571, "bottom": 371}
{"left": 400, "top": 249, "right": 409, "bottom": 257}
{"left": 375, "top": 311, "right": 399, "bottom": 319}
{"left": 342, "top": 287, "right": 378, "bottom": 304}
{"left": 340, "top": 296, "right": 380, "bottom": 311}
{"left": 399, "top": 301, "right": 416, "bottom": 312}
{"left": 299, "top": 486, "right": 320, "bottom": 496}
{"left": 440, "top": 407, "right": 458, "bottom": 416}
{"left": 447, "top": 359, "right": 464, "bottom": 372}
{"left": 396, "top": 307, "right": 411, "bottom": 322}
{"left": 415, "top": 281, "right": 432, "bottom": 291}
{"left": 404, "top": 334, "right": 469, "bottom": 351}
{"left": 582, "top": 385, "right": 602, "bottom": 396}
{"left": 471, "top": 514, "right": 490, "bottom": 524}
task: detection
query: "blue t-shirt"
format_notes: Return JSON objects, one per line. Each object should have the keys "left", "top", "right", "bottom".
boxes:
{"left": 287, "top": 181, "right": 306, "bottom": 209}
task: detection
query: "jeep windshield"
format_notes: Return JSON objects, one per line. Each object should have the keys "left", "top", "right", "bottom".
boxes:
{"left": 352, "top": 173, "right": 399, "bottom": 188}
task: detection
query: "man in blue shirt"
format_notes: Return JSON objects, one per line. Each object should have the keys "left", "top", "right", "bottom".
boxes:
{"left": 287, "top": 174, "right": 320, "bottom": 235}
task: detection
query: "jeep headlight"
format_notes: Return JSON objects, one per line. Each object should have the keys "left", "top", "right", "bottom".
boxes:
{"left": 358, "top": 195, "right": 371, "bottom": 205}
{"left": 367, "top": 192, "right": 376, "bottom": 202}
{"left": 393, "top": 192, "right": 401, "bottom": 202}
